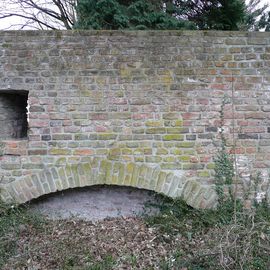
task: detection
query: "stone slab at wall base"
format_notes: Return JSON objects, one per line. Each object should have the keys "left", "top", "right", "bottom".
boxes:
{"left": 0, "top": 159, "right": 217, "bottom": 209}
{"left": 0, "top": 30, "right": 270, "bottom": 209}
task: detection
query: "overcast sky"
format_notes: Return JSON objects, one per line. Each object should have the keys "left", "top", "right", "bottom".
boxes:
{"left": 0, "top": 0, "right": 269, "bottom": 30}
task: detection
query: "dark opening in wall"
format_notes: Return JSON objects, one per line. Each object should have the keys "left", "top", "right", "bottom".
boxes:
{"left": 0, "top": 90, "right": 29, "bottom": 139}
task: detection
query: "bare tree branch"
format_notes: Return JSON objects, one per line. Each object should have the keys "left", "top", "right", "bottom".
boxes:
{"left": 0, "top": 0, "right": 77, "bottom": 30}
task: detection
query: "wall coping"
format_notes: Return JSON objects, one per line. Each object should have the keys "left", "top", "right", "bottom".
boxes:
{"left": 0, "top": 30, "right": 269, "bottom": 38}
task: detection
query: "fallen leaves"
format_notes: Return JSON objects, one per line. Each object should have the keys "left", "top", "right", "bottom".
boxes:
{"left": 3, "top": 217, "right": 180, "bottom": 269}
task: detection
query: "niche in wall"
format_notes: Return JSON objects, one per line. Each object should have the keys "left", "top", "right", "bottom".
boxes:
{"left": 0, "top": 90, "right": 29, "bottom": 139}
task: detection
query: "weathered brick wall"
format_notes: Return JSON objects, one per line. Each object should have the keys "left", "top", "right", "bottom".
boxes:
{"left": 0, "top": 31, "right": 269, "bottom": 208}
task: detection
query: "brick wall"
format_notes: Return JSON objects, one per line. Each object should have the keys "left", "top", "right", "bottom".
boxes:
{"left": 0, "top": 31, "right": 269, "bottom": 207}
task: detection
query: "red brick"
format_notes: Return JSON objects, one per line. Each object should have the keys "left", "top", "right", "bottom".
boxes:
{"left": 74, "top": 149, "right": 94, "bottom": 156}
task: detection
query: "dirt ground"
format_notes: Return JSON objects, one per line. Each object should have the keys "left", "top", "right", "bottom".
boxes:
{"left": 3, "top": 187, "right": 177, "bottom": 269}
{"left": 29, "top": 185, "right": 160, "bottom": 221}
{"left": 4, "top": 217, "right": 184, "bottom": 270}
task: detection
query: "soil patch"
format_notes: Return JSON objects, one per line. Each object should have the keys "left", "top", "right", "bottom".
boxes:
{"left": 29, "top": 186, "right": 160, "bottom": 221}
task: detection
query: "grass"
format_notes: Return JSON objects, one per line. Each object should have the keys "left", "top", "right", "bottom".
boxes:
{"left": 63, "top": 255, "right": 115, "bottom": 270}
{"left": 0, "top": 201, "right": 45, "bottom": 268}
{"left": 145, "top": 195, "right": 240, "bottom": 235}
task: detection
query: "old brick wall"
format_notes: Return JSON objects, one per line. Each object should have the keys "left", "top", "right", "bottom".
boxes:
{"left": 0, "top": 31, "right": 269, "bottom": 207}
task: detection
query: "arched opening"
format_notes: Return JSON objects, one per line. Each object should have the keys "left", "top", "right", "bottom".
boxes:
{"left": 1, "top": 159, "right": 217, "bottom": 209}
{"left": 28, "top": 185, "right": 161, "bottom": 220}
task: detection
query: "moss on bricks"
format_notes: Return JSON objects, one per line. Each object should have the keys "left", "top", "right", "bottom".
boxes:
{"left": 163, "top": 134, "right": 184, "bottom": 141}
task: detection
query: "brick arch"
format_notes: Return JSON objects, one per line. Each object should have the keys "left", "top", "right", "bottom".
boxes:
{"left": 1, "top": 159, "right": 217, "bottom": 209}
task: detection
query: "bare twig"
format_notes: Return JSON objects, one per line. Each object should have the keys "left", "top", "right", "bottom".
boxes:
{"left": 0, "top": 0, "right": 77, "bottom": 30}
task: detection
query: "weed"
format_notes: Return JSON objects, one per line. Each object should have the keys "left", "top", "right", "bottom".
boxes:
{"left": 83, "top": 255, "right": 115, "bottom": 270}
{"left": 126, "top": 254, "right": 138, "bottom": 268}
{"left": 147, "top": 191, "right": 270, "bottom": 269}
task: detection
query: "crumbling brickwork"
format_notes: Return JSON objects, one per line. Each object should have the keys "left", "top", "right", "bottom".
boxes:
{"left": 0, "top": 31, "right": 269, "bottom": 208}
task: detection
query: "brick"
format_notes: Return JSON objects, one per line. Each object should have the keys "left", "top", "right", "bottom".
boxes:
{"left": 262, "top": 106, "right": 270, "bottom": 112}
{"left": 161, "top": 163, "right": 182, "bottom": 170}
{"left": 145, "top": 156, "right": 162, "bottom": 163}
{"left": 88, "top": 113, "right": 108, "bottom": 120}
{"left": 186, "top": 134, "right": 196, "bottom": 140}
{"left": 163, "top": 134, "right": 184, "bottom": 141}
{"left": 247, "top": 37, "right": 268, "bottom": 45}
{"left": 1, "top": 163, "right": 21, "bottom": 170}
{"left": 173, "top": 120, "right": 183, "bottom": 127}
{"left": 97, "top": 133, "right": 117, "bottom": 140}
{"left": 28, "top": 149, "right": 47, "bottom": 155}
{"left": 130, "top": 98, "right": 151, "bottom": 105}
{"left": 49, "top": 149, "right": 71, "bottom": 155}
{"left": 29, "top": 120, "right": 49, "bottom": 128}
{"left": 108, "top": 148, "right": 121, "bottom": 160}
{"left": 178, "top": 155, "right": 190, "bottom": 162}
{"left": 156, "top": 148, "right": 169, "bottom": 155}
{"left": 182, "top": 163, "right": 204, "bottom": 170}
{"left": 178, "top": 142, "right": 195, "bottom": 148}
{"left": 109, "top": 113, "right": 132, "bottom": 119}
{"left": 238, "top": 134, "right": 258, "bottom": 140}
{"left": 74, "top": 149, "right": 94, "bottom": 156}
{"left": 41, "top": 135, "right": 51, "bottom": 141}
{"left": 162, "top": 113, "right": 180, "bottom": 120}
{"left": 197, "top": 171, "right": 210, "bottom": 177}
{"left": 30, "top": 106, "right": 45, "bottom": 112}
{"left": 52, "top": 134, "right": 72, "bottom": 140}
{"left": 182, "top": 113, "right": 201, "bottom": 120}
{"left": 145, "top": 120, "right": 164, "bottom": 127}
{"left": 146, "top": 128, "right": 166, "bottom": 134}
{"left": 205, "top": 127, "right": 218, "bottom": 132}
{"left": 166, "top": 127, "right": 189, "bottom": 134}
{"left": 245, "top": 112, "right": 265, "bottom": 119}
